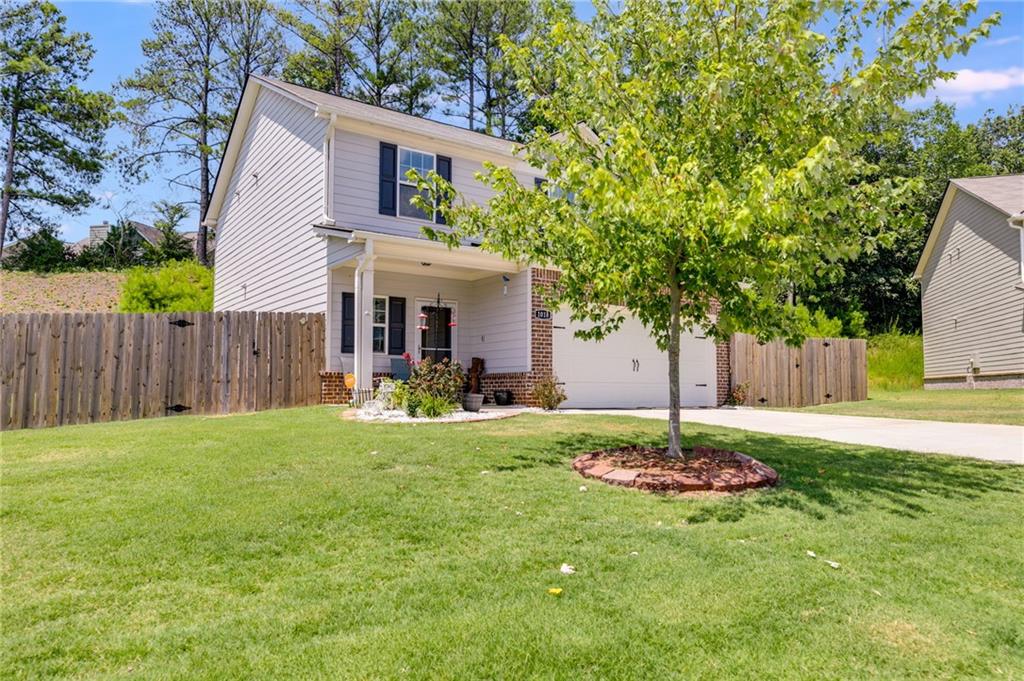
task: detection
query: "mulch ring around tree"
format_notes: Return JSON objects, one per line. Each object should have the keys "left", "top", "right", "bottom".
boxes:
{"left": 572, "top": 445, "right": 779, "bottom": 494}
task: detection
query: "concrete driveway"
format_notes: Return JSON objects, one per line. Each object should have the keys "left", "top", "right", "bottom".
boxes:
{"left": 560, "top": 408, "right": 1024, "bottom": 464}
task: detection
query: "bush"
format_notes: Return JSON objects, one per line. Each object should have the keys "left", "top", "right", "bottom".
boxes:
{"left": 418, "top": 394, "right": 457, "bottom": 418}
{"left": 531, "top": 376, "right": 566, "bottom": 410}
{"left": 3, "top": 227, "right": 73, "bottom": 272}
{"left": 725, "top": 382, "right": 749, "bottom": 406}
{"left": 75, "top": 221, "right": 146, "bottom": 270}
{"left": 119, "top": 260, "right": 213, "bottom": 312}
{"left": 407, "top": 357, "right": 464, "bottom": 404}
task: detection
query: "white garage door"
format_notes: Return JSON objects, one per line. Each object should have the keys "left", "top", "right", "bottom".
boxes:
{"left": 551, "top": 310, "right": 717, "bottom": 408}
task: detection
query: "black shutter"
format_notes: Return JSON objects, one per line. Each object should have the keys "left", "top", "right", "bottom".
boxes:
{"left": 341, "top": 292, "right": 355, "bottom": 353}
{"left": 534, "top": 177, "right": 545, "bottom": 188}
{"left": 388, "top": 296, "right": 405, "bottom": 355}
{"left": 435, "top": 155, "right": 452, "bottom": 224}
{"left": 379, "top": 142, "right": 397, "bottom": 216}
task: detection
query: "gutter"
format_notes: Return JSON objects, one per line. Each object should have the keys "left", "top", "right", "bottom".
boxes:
{"left": 1009, "top": 212, "right": 1024, "bottom": 286}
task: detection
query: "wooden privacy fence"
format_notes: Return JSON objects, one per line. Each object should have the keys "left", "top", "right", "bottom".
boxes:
{"left": 1, "top": 311, "right": 325, "bottom": 431}
{"left": 730, "top": 333, "right": 867, "bottom": 408}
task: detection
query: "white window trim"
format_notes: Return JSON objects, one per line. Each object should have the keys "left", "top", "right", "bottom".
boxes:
{"left": 397, "top": 145, "right": 436, "bottom": 223}
{"left": 414, "top": 297, "right": 458, "bottom": 361}
{"left": 372, "top": 295, "right": 388, "bottom": 355}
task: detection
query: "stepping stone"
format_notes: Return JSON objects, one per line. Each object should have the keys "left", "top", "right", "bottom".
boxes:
{"left": 602, "top": 469, "right": 639, "bottom": 485}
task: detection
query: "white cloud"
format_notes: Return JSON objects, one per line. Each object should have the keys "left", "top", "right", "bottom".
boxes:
{"left": 915, "top": 67, "right": 1024, "bottom": 106}
{"left": 987, "top": 35, "right": 1021, "bottom": 48}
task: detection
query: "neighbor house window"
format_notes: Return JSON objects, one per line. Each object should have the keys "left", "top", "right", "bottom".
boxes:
{"left": 372, "top": 296, "right": 387, "bottom": 353}
{"left": 398, "top": 148, "right": 435, "bottom": 220}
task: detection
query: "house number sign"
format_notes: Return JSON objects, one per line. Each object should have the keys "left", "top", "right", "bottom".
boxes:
{"left": 533, "top": 309, "right": 552, "bottom": 320}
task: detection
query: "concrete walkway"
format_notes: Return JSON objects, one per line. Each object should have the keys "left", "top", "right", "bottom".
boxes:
{"left": 560, "top": 408, "right": 1024, "bottom": 464}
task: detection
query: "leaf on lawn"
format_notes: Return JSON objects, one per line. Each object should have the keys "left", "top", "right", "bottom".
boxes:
{"left": 547, "top": 588, "right": 563, "bottom": 596}
{"left": 579, "top": 485, "right": 588, "bottom": 492}
{"left": 807, "top": 550, "right": 817, "bottom": 558}
{"left": 825, "top": 560, "right": 840, "bottom": 569}
{"left": 560, "top": 563, "right": 576, "bottom": 575}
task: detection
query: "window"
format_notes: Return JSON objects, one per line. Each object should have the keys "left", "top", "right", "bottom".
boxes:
{"left": 372, "top": 296, "right": 387, "bottom": 353}
{"left": 398, "top": 148, "right": 435, "bottom": 220}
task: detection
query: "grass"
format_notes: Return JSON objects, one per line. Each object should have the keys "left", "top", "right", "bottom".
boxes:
{"left": 782, "top": 333, "right": 1024, "bottom": 425}
{"left": 3, "top": 408, "right": 1023, "bottom": 679}
{"left": 795, "top": 388, "right": 1024, "bottom": 426}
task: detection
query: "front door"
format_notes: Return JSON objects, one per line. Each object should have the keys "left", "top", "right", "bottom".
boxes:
{"left": 418, "top": 302, "right": 455, "bottom": 362}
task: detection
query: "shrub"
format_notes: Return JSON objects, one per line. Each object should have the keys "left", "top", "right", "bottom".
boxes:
{"left": 531, "top": 376, "right": 567, "bottom": 410}
{"left": 418, "top": 394, "right": 457, "bottom": 418}
{"left": 119, "top": 260, "right": 213, "bottom": 312}
{"left": 3, "top": 227, "right": 74, "bottom": 272}
{"left": 725, "top": 382, "right": 749, "bottom": 406}
{"left": 404, "top": 391, "right": 422, "bottom": 417}
{"left": 407, "top": 357, "right": 464, "bottom": 404}
{"left": 75, "top": 220, "right": 146, "bottom": 270}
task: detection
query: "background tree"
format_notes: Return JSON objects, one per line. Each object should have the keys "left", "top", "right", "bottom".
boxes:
{"left": 420, "top": 0, "right": 996, "bottom": 458}
{"left": 389, "top": 15, "right": 436, "bottom": 116}
{"left": 2, "top": 225, "right": 73, "bottom": 272}
{"left": 278, "top": 0, "right": 362, "bottom": 96}
{"left": 75, "top": 219, "right": 146, "bottom": 270}
{"left": 146, "top": 200, "right": 194, "bottom": 264}
{"left": 801, "top": 102, "right": 1022, "bottom": 333}
{"left": 0, "top": 0, "right": 113, "bottom": 259}
{"left": 427, "top": 0, "right": 486, "bottom": 131}
{"left": 118, "top": 0, "right": 229, "bottom": 266}
{"left": 350, "top": 0, "right": 412, "bottom": 107}
{"left": 221, "top": 0, "right": 287, "bottom": 94}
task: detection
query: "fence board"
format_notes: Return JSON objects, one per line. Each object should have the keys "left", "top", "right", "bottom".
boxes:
{"left": 0, "top": 311, "right": 326, "bottom": 430}
{"left": 730, "top": 333, "right": 867, "bottom": 408}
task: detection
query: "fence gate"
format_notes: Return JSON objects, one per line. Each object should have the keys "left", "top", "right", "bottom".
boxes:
{"left": 730, "top": 333, "right": 867, "bottom": 408}
{"left": 0, "top": 311, "right": 325, "bottom": 431}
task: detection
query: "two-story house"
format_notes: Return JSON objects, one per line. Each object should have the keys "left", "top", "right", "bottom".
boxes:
{"left": 204, "top": 76, "right": 728, "bottom": 407}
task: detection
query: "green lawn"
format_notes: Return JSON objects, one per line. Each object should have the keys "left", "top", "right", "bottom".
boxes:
{"left": 3, "top": 408, "right": 1023, "bottom": 679}
{"left": 788, "top": 388, "right": 1024, "bottom": 426}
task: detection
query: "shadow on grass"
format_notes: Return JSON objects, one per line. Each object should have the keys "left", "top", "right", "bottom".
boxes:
{"left": 526, "top": 425, "right": 1023, "bottom": 523}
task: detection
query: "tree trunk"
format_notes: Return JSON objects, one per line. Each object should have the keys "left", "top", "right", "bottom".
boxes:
{"left": 0, "top": 102, "right": 19, "bottom": 261}
{"left": 667, "top": 277, "right": 683, "bottom": 459}
{"left": 197, "top": 70, "right": 210, "bottom": 266}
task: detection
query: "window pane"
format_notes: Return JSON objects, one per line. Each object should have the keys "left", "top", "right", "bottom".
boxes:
{"left": 372, "top": 326, "right": 385, "bottom": 353}
{"left": 399, "top": 149, "right": 434, "bottom": 180}
{"left": 373, "top": 297, "right": 386, "bottom": 324}
{"left": 399, "top": 184, "right": 432, "bottom": 220}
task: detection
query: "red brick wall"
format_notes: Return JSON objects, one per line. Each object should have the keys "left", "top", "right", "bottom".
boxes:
{"left": 320, "top": 371, "right": 392, "bottom": 405}
{"left": 716, "top": 340, "right": 731, "bottom": 406}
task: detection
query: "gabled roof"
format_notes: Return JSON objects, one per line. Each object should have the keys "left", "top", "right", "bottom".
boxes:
{"left": 913, "top": 174, "right": 1024, "bottom": 279}
{"left": 204, "top": 76, "right": 523, "bottom": 227}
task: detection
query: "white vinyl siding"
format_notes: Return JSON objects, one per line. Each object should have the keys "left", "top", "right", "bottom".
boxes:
{"left": 214, "top": 88, "right": 328, "bottom": 312}
{"left": 920, "top": 193, "right": 1024, "bottom": 378}
{"left": 332, "top": 127, "right": 534, "bottom": 241}
{"left": 326, "top": 268, "right": 530, "bottom": 373}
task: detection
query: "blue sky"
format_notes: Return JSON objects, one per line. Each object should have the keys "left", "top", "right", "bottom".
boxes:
{"left": 50, "top": 0, "right": 1024, "bottom": 243}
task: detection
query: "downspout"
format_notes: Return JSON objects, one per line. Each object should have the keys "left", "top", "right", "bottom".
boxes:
{"left": 1009, "top": 213, "right": 1024, "bottom": 285}
{"left": 319, "top": 110, "right": 338, "bottom": 225}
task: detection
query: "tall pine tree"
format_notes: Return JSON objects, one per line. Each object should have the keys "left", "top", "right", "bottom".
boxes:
{"left": 0, "top": 0, "right": 113, "bottom": 258}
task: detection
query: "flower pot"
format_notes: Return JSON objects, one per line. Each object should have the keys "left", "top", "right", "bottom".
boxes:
{"left": 463, "top": 393, "right": 484, "bottom": 412}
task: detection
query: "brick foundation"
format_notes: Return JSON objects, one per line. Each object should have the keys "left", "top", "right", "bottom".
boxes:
{"left": 320, "top": 371, "right": 393, "bottom": 405}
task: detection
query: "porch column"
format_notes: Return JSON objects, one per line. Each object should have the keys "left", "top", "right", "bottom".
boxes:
{"left": 354, "top": 245, "right": 375, "bottom": 391}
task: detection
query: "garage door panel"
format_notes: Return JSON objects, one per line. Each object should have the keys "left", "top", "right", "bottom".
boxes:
{"left": 552, "top": 311, "right": 717, "bottom": 408}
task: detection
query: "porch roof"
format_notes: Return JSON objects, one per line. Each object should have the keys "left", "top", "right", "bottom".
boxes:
{"left": 316, "top": 225, "right": 526, "bottom": 281}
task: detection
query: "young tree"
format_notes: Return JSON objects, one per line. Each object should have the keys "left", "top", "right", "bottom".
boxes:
{"left": 278, "top": 0, "right": 362, "bottom": 96}
{"left": 420, "top": 0, "right": 997, "bottom": 458}
{"left": 0, "top": 0, "right": 114, "bottom": 259}
{"left": 118, "top": 0, "right": 229, "bottom": 266}
{"left": 221, "top": 0, "right": 288, "bottom": 94}
{"left": 146, "top": 200, "right": 194, "bottom": 263}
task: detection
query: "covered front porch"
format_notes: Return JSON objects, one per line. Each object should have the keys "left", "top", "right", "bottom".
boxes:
{"left": 319, "top": 228, "right": 534, "bottom": 394}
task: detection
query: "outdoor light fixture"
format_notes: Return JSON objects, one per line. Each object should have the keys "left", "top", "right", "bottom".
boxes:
{"left": 502, "top": 274, "right": 510, "bottom": 296}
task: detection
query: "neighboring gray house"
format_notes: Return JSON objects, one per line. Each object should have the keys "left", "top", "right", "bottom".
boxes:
{"left": 913, "top": 175, "right": 1024, "bottom": 389}
{"left": 204, "top": 76, "right": 730, "bottom": 407}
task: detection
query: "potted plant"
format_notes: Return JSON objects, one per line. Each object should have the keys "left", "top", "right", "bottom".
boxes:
{"left": 463, "top": 357, "right": 485, "bottom": 412}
